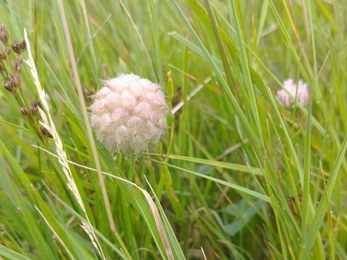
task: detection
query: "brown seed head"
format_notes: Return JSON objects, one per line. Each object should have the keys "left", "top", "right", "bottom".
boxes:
{"left": 0, "top": 24, "right": 8, "bottom": 43}
{"left": 0, "top": 51, "right": 6, "bottom": 60}
{"left": 31, "top": 106, "right": 38, "bottom": 116}
{"left": 20, "top": 107, "right": 29, "bottom": 117}
{"left": 40, "top": 126, "right": 48, "bottom": 135}
{"left": 4, "top": 81, "right": 14, "bottom": 92}
{"left": 5, "top": 79, "right": 17, "bottom": 91}
{"left": 0, "top": 47, "right": 11, "bottom": 60}
{"left": 40, "top": 126, "right": 52, "bottom": 137}
{"left": 11, "top": 40, "right": 21, "bottom": 55}
{"left": 13, "top": 59, "right": 22, "bottom": 72}
{"left": 41, "top": 126, "right": 52, "bottom": 138}
{"left": 0, "top": 31, "right": 8, "bottom": 44}
{"left": 19, "top": 39, "right": 26, "bottom": 51}
{"left": 6, "top": 73, "right": 18, "bottom": 88}
{"left": 0, "top": 24, "right": 7, "bottom": 32}
{"left": 30, "top": 99, "right": 41, "bottom": 108}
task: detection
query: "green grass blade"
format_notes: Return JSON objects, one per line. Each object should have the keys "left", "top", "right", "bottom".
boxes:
{"left": 0, "top": 245, "right": 31, "bottom": 260}
{"left": 146, "top": 157, "right": 271, "bottom": 203}
{"left": 301, "top": 134, "right": 347, "bottom": 258}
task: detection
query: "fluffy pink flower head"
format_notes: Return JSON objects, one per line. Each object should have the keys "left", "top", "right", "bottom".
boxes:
{"left": 90, "top": 74, "right": 170, "bottom": 156}
{"left": 276, "top": 79, "right": 309, "bottom": 108}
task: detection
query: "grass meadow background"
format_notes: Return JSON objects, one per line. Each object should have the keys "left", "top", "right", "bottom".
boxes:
{"left": 0, "top": 0, "right": 346, "bottom": 259}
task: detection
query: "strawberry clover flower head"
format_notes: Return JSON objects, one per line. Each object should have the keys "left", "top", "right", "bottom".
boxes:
{"left": 276, "top": 79, "right": 309, "bottom": 108}
{"left": 90, "top": 73, "right": 170, "bottom": 156}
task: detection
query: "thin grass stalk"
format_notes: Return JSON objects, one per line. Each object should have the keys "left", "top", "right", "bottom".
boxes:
{"left": 147, "top": 0, "right": 164, "bottom": 84}
{"left": 228, "top": 0, "right": 264, "bottom": 146}
{"left": 23, "top": 29, "right": 106, "bottom": 259}
{"left": 301, "top": 97, "right": 314, "bottom": 251}
{"left": 145, "top": 157, "right": 271, "bottom": 202}
{"left": 77, "top": 0, "right": 97, "bottom": 68}
{"left": 34, "top": 206, "right": 76, "bottom": 260}
{"left": 119, "top": 0, "right": 152, "bottom": 75}
{"left": 55, "top": 0, "right": 132, "bottom": 258}
{"left": 300, "top": 134, "right": 347, "bottom": 258}
{"left": 203, "top": 0, "right": 235, "bottom": 88}
{"left": 267, "top": 0, "right": 310, "bottom": 81}
{"left": 172, "top": 0, "right": 260, "bottom": 145}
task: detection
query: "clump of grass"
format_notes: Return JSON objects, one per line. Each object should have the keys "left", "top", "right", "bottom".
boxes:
{"left": 0, "top": 0, "right": 346, "bottom": 259}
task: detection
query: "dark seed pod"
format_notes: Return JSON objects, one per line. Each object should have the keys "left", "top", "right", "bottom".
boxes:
{"left": 20, "top": 107, "right": 29, "bottom": 117}
{"left": 11, "top": 40, "right": 21, "bottom": 55}
{"left": 19, "top": 39, "right": 26, "bottom": 51}
{"left": 0, "top": 47, "right": 11, "bottom": 60}
{"left": 30, "top": 99, "right": 40, "bottom": 107}
{"left": 0, "top": 24, "right": 6, "bottom": 31}
{"left": 6, "top": 74, "right": 18, "bottom": 88}
{"left": 40, "top": 126, "right": 52, "bottom": 138}
{"left": 31, "top": 106, "right": 38, "bottom": 116}
{"left": 0, "top": 51, "right": 6, "bottom": 60}
{"left": 4, "top": 80, "right": 16, "bottom": 93}
{"left": 32, "top": 100, "right": 42, "bottom": 109}
{"left": 13, "top": 59, "right": 22, "bottom": 72}
{"left": 0, "top": 31, "right": 8, "bottom": 44}
{"left": 0, "top": 25, "right": 8, "bottom": 44}
{"left": 40, "top": 126, "right": 47, "bottom": 135}
{"left": 4, "top": 81, "right": 12, "bottom": 92}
